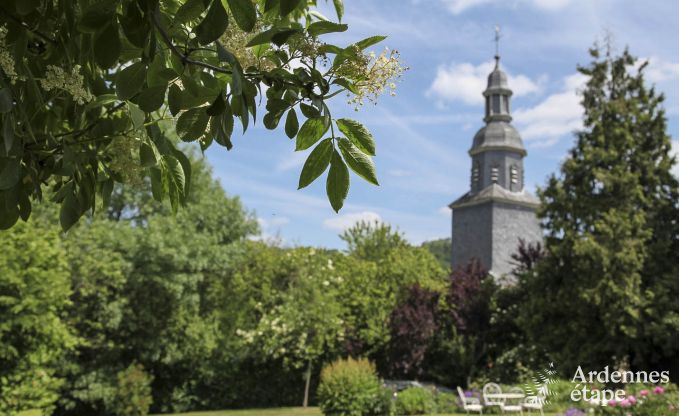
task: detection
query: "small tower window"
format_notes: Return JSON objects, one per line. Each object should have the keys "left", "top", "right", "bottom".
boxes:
{"left": 492, "top": 95, "right": 501, "bottom": 114}
{"left": 472, "top": 162, "right": 480, "bottom": 190}
{"left": 510, "top": 165, "right": 519, "bottom": 190}
{"left": 503, "top": 96, "right": 509, "bottom": 114}
{"left": 490, "top": 164, "right": 499, "bottom": 183}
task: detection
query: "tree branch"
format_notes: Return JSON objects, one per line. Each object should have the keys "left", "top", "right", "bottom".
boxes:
{"left": 151, "top": 11, "right": 233, "bottom": 76}
{"left": 0, "top": 5, "right": 57, "bottom": 44}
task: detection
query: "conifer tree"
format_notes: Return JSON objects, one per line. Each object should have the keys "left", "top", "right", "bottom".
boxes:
{"left": 519, "top": 46, "right": 679, "bottom": 371}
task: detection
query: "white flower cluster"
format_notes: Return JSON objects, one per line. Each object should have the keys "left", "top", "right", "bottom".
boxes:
{"left": 336, "top": 47, "right": 408, "bottom": 110}
{"left": 0, "top": 26, "right": 20, "bottom": 83}
{"left": 106, "top": 133, "right": 144, "bottom": 187}
{"left": 39, "top": 64, "right": 93, "bottom": 104}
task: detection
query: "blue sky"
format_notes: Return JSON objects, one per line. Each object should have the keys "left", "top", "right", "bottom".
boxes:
{"left": 206, "top": 0, "right": 679, "bottom": 249}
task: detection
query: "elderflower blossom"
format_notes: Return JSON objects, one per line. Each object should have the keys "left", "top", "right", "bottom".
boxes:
{"left": 0, "top": 26, "right": 19, "bottom": 83}
{"left": 106, "top": 133, "right": 144, "bottom": 187}
{"left": 219, "top": 19, "right": 271, "bottom": 70}
{"left": 39, "top": 64, "right": 93, "bottom": 104}
{"left": 336, "top": 47, "right": 408, "bottom": 110}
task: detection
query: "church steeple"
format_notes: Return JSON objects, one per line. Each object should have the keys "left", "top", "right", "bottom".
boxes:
{"left": 449, "top": 27, "right": 542, "bottom": 278}
{"left": 483, "top": 57, "right": 512, "bottom": 123}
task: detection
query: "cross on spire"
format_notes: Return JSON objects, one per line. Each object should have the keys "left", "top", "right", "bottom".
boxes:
{"left": 494, "top": 25, "right": 502, "bottom": 67}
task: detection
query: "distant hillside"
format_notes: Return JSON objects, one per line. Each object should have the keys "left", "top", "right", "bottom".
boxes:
{"left": 420, "top": 238, "right": 451, "bottom": 271}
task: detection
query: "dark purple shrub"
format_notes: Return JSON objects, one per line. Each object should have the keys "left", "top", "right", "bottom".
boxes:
{"left": 387, "top": 284, "right": 440, "bottom": 377}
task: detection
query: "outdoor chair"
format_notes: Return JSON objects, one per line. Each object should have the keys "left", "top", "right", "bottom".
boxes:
{"left": 457, "top": 386, "right": 483, "bottom": 414}
{"left": 522, "top": 393, "right": 545, "bottom": 416}
{"left": 482, "top": 382, "right": 504, "bottom": 409}
{"left": 501, "top": 387, "right": 524, "bottom": 414}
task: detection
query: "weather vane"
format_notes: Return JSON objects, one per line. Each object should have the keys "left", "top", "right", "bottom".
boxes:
{"left": 494, "top": 25, "right": 502, "bottom": 65}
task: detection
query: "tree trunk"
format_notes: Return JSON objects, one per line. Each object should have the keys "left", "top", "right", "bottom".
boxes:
{"left": 303, "top": 360, "right": 312, "bottom": 407}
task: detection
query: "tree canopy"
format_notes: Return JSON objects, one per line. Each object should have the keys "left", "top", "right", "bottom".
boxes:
{"left": 518, "top": 47, "right": 679, "bottom": 371}
{"left": 0, "top": 0, "right": 405, "bottom": 231}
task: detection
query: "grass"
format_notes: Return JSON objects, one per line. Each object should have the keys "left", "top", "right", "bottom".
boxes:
{"left": 159, "top": 407, "right": 560, "bottom": 416}
{"left": 22, "top": 406, "right": 560, "bottom": 416}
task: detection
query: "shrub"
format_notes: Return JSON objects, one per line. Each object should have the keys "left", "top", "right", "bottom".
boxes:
{"left": 366, "top": 387, "right": 396, "bottom": 416}
{"left": 317, "top": 357, "right": 381, "bottom": 416}
{"left": 434, "top": 391, "right": 458, "bottom": 414}
{"left": 394, "top": 387, "right": 435, "bottom": 415}
{"left": 109, "top": 363, "right": 153, "bottom": 416}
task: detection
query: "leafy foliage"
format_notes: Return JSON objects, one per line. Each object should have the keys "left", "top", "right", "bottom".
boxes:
{"left": 0, "top": 217, "right": 75, "bottom": 415}
{"left": 317, "top": 357, "right": 385, "bottom": 416}
{"left": 110, "top": 364, "right": 154, "bottom": 416}
{"left": 394, "top": 387, "right": 435, "bottom": 416}
{"left": 0, "top": 0, "right": 406, "bottom": 231}
{"left": 386, "top": 285, "right": 440, "bottom": 378}
{"left": 519, "top": 47, "right": 679, "bottom": 372}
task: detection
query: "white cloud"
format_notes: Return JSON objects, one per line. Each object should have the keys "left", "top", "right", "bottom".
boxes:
{"left": 645, "top": 57, "right": 679, "bottom": 83}
{"left": 258, "top": 216, "right": 291, "bottom": 228}
{"left": 441, "top": 0, "right": 491, "bottom": 14}
{"left": 441, "top": 0, "right": 572, "bottom": 14}
{"left": 671, "top": 140, "right": 679, "bottom": 177}
{"left": 427, "top": 61, "right": 543, "bottom": 106}
{"left": 387, "top": 169, "right": 413, "bottom": 177}
{"left": 513, "top": 72, "right": 586, "bottom": 146}
{"left": 323, "top": 211, "right": 382, "bottom": 231}
{"left": 276, "top": 151, "right": 307, "bottom": 172}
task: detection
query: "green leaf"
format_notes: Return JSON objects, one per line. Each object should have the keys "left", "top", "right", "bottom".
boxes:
{"left": 214, "top": 108, "right": 234, "bottom": 149}
{"left": 296, "top": 117, "right": 328, "bottom": 151}
{"left": 176, "top": 108, "right": 210, "bottom": 142}
{"left": 206, "top": 93, "right": 227, "bottom": 116}
{"left": 101, "top": 179, "right": 114, "bottom": 208}
{"left": 172, "top": 148, "right": 192, "bottom": 202}
{"left": 0, "top": 89, "right": 12, "bottom": 113}
{"left": 332, "top": 78, "right": 358, "bottom": 94}
{"left": 246, "top": 28, "right": 277, "bottom": 47}
{"left": 300, "top": 103, "right": 321, "bottom": 118}
{"left": 140, "top": 142, "right": 158, "bottom": 167}
{"left": 333, "top": 0, "right": 344, "bottom": 21}
{"left": 59, "top": 192, "right": 80, "bottom": 231}
{"left": 285, "top": 109, "right": 299, "bottom": 139}
{"left": 225, "top": 0, "right": 256, "bottom": 32}
{"left": 94, "top": 21, "right": 121, "bottom": 69}
{"left": 231, "top": 63, "right": 244, "bottom": 96}
{"left": 355, "top": 35, "right": 387, "bottom": 50}
{"left": 216, "top": 42, "right": 237, "bottom": 64}
{"left": 326, "top": 149, "right": 349, "bottom": 212}
{"left": 136, "top": 85, "right": 167, "bottom": 113}
{"left": 3, "top": 120, "right": 14, "bottom": 153}
{"left": 195, "top": 0, "right": 229, "bottom": 44}
{"left": 127, "top": 103, "right": 145, "bottom": 129}
{"left": 164, "top": 155, "right": 186, "bottom": 212}
{"left": 176, "top": 0, "right": 207, "bottom": 24}
{"left": 78, "top": 0, "right": 118, "bottom": 33}
{"left": 336, "top": 119, "right": 375, "bottom": 156}
{"left": 299, "top": 138, "right": 332, "bottom": 189}
{"left": 150, "top": 167, "right": 165, "bottom": 201}
{"left": 168, "top": 84, "right": 182, "bottom": 116}
{"left": 16, "top": 0, "right": 40, "bottom": 15}
{"left": 0, "top": 158, "right": 20, "bottom": 190}
{"left": 280, "top": 0, "right": 302, "bottom": 16}
{"left": 116, "top": 62, "right": 147, "bottom": 100}
{"left": 338, "top": 138, "right": 379, "bottom": 185}
{"left": 264, "top": 0, "right": 279, "bottom": 12}
{"left": 84, "top": 94, "right": 117, "bottom": 111}
{"left": 307, "top": 21, "right": 348, "bottom": 37}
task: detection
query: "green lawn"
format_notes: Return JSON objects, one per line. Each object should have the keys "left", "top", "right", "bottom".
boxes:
{"left": 22, "top": 406, "right": 559, "bottom": 416}
{"left": 161, "top": 407, "right": 559, "bottom": 416}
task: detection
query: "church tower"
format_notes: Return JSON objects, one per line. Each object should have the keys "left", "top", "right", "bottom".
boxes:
{"left": 449, "top": 52, "right": 542, "bottom": 277}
